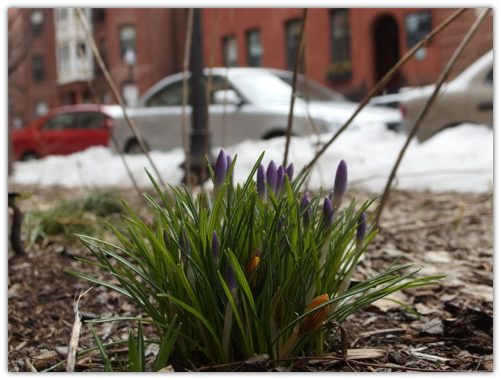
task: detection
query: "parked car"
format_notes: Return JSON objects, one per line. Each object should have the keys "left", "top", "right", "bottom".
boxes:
{"left": 112, "top": 68, "right": 402, "bottom": 154}
{"left": 400, "top": 50, "right": 493, "bottom": 142}
{"left": 369, "top": 93, "right": 403, "bottom": 109}
{"left": 11, "top": 105, "right": 121, "bottom": 161}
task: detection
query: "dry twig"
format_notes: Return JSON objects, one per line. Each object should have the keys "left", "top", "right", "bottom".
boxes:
{"left": 283, "top": 8, "right": 308, "bottom": 168}
{"left": 75, "top": 8, "right": 166, "bottom": 189}
{"left": 181, "top": 8, "right": 195, "bottom": 191}
{"left": 66, "top": 288, "right": 92, "bottom": 372}
{"left": 375, "top": 8, "right": 491, "bottom": 226}
{"left": 304, "top": 8, "right": 467, "bottom": 171}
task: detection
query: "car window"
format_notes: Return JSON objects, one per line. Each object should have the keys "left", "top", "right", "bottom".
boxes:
{"left": 145, "top": 75, "right": 237, "bottom": 107}
{"left": 230, "top": 73, "right": 293, "bottom": 104}
{"left": 486, "top": 69, "right": 493, "bottom": 84}
{"left": 41, "top": 113, "right": 75, "bottom": 131}
{"left": 276, "top": 75, "right": 345, "bottom": 102}
{"left": 75, "top": 112, "right": 107, "bottom": 129}
{"left": 146, "top": 80, "right": 184, "bottom": 107}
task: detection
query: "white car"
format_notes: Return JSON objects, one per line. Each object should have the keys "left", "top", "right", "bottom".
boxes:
{"left": 112, "top": 68, "right": 402, "bottom": 153}
{"left": 400, "top": 50, "right": 493, "bottom": 142}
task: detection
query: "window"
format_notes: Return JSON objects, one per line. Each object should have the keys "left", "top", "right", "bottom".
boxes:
{"left": 75, "top": 112, "right": 107, "bottom": 129}
{"left": 145, "top": 76, "right": 236, "bottom": 107}
{"left": 58, "top": 44, "right": 70, "bottom": 74}
{"left": 405, "top": 11, "right": 431, "bottom": 48}
{"left": 30, "top": 10, "right": 45, "bottom": 36}
{"left": 77, "top": 42, "right": 88, "bottom": 69}
{"left": 246, "top": 29, "right": 263, "bottom": 67}
{"left": 41, "top": 113, "right": 75, "bottom": 131}
{"left": 146, "top": 80, "right": 184, "bottom": 107}
{"left": 330, "top": 9, "right": 351, "bottom": 64}
{"left": 222, "top": 35, "right": 238, "bottom": 67}
{"left": 285, "top": 19, "right": 303, "bottom": 70}
{"left": 55, "top": 8, "right": 68, "bottom": 22}
{"left": 119, "top": 25, "right": 136, "bottom": 56}
{"left": 486, "top": 69, "right": 493, "bottom": 84}
{"left": 32, "top": 55, "right": 45, "bottom": 82}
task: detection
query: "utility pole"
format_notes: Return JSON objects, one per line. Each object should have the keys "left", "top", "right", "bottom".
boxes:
{"left": 188, "top": 8, "right": 209, "bottom": 184}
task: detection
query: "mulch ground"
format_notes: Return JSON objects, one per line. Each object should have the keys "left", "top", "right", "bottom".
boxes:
{"left": 7, "top": 186, "right": 493, "bottom": 372}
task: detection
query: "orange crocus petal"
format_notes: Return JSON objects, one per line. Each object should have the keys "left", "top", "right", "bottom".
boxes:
{"left": 302, "top": 294, "right": 330, "bottom": 334}
{"left": 245, "top": 256, "right": 261, "bottom": 287}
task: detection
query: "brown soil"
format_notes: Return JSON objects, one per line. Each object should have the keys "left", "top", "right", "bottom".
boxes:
{"left": 7, "top": 186, "right": 493, "bottom": 372}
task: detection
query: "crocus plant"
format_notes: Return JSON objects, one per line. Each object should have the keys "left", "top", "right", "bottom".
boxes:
{"left": 68, "top": 149, "right": 442, "bottom": 369}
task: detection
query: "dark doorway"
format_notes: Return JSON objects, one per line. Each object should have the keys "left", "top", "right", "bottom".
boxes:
{"left": 373, "top": 15, "right": 401, "bottom": 94}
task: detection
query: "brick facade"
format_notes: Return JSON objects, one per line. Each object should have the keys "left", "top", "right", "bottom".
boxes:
{"left": 8, "top": 8, "right": 493, "bottom": 126}
{"left": 201, "top": 8, "right": 493, "bottom": 100}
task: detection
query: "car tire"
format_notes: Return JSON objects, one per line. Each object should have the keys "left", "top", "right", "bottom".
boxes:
{"left": 263, "top": 131, "right": 287, "bottom": 140}
{"left": 21, "top": 151, "right": 40, "bottom": 161}
{"left": 125, "top": 140, "right": 146, "bottom": 155}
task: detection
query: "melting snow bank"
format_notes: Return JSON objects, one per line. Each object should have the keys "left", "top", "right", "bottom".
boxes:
{"left": 10, "top": 123, "right": 493, "bottom": 193}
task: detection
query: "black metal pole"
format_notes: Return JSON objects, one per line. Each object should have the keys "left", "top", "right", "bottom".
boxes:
{"left": 188, "top": 8, "right": 209, "bottom": 184}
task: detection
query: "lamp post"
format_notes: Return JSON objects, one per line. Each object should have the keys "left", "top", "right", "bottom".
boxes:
{"left": 187, "top": 8, "right": 210, "bottom": 184}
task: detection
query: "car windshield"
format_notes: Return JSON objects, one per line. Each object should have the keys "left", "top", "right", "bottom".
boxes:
{"left": 274, "top": 74, "right": 346, "bottom": 102}
{"left": 229, "top": 72, "right": 294, "bottom": 104}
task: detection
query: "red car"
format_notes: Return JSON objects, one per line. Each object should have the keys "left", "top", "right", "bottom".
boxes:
{"left": 11, "top": 105, "right": 119, "bottom": 161}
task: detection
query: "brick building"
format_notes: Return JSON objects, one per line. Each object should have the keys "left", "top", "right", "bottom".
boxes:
{"left": 8, "top": 8, "right": 187, "bottom": 126}
{"left": 201, "top": 8, "right": 493, "bottom": 100}
{"left": 8, "top": 8, "right": 493, "bottom": 126}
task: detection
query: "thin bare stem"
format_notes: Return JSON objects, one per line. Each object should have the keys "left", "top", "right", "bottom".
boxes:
{"left": 181, "top": 8, "right": 195, "bottom": 192}
{"left": 75, "top": 8, "right": 166, "bottom": 189}
{"left": 304, "top": 8, "right": 467, "bottom": 171}
{"left": 202, "top": 8, "right": 221, "bottom": 186}
{"left": 221, "top": 8, "right": 235, "bottom": 148}
{"left": 375, "top": 8, "right": 491, "bottom": 227}
{"left": 75, "top": 42, "right": 146, "bottom": 206}
{"left": 283, "top": 8, "right": 308, "bottom": 168}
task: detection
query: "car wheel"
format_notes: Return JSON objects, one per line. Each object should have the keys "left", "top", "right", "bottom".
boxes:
{"left": 21, "top": 151, "right": 40, "bottom": 161}
{"left": 125, "top": 140, "right": 145, "bottom": 155}
{"left": 263, "top": 131, "right": 286, "bottom": 140}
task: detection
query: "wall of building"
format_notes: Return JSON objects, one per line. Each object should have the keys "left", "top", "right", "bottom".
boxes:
{"left": 201, "top": 8, "right": 493, "bottom": 100}
{"left": 8, "top": 8, "right": 59, "bottom": 126}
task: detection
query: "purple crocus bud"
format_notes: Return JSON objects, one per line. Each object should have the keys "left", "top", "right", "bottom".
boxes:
{"left": 356, "top": 212, "right": 367, "bottom": 252}
{"left": 332, "top": 160, "right": 348, "bottom": 210}
{"left": 285, "top": 163, "right": 294, "bottom": 182}
{"left": 275, "top": 165, "right": 285, "bottom": 194}
{"left": 214, "top": 149, "right": 228, "bottom": 191}
{"left": 266, "top": 160, "right": 277, "bottom": 194}
{"left": 179, "top": 228, "right": 190, "bottom": 255}
{"left": 300, "top": 192, "right": 313, "bottom": 228}
{"left": 322, "top": 196, "right": 334, "bottom": 231}
{"left": 257, "top": 163, "right": 267, "bottom": 200}
{"left": 226, "top": 265, "right": 236, "bottom": 290}
{"left": 163, "top": 229, "right": 171, "bottom": 252}
{"left": 211, "top": 231, "right": 219, "bottom": 260}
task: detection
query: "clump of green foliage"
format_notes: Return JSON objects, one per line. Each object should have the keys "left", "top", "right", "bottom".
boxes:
{"left": 67, "top": 151, "right": 442, "bottom": 370}
{"left": 23, "top": 189, "right": 125, "bottom": 248}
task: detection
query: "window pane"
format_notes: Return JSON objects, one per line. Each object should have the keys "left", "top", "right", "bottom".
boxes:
{"left": 331, "top": 9, "right": 351, "bottom": 63}
{"left": 58, "top": 44, "right": 70, "bottom": 73}
{"left": 42, "top": 113, "right": 75, "bottom": 130}
{"left": 146, "top": 80, "right": 184, "bottom": 107}
{"left": 76, "top": 112, "right": 106, "bottom": 129}
{"left": 247, "top": 29, "right": 262, "bottom": 67}
{"left": 285, "top": 19, "right": 303, "bottom": 71}
{"left": 119, "top": 25, "right": 136, "bottom": 56}
{"left": 486, "top": 69, "right": 493, "bottom": 83}
{"left": 32, "top": 55, "right": 45, "bottom": 82}
{"left": 222, "top": 35, "right": 238, "bottom": 67}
